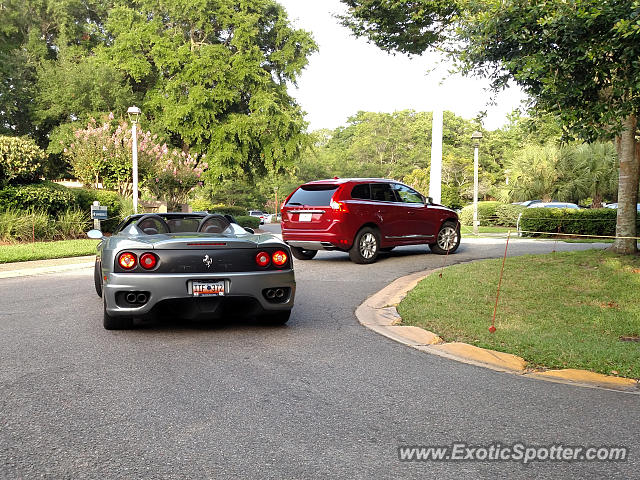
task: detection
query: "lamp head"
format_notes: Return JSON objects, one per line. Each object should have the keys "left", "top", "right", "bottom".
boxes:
{"left": 127, "top": 106, "right": 142, "bottom": 124}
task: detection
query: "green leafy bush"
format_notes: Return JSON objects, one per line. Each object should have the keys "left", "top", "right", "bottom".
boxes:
{"left": 71, "top": 188, "right": 125, "bottom": 232}
{"left": 191, "top": 199, "right": 248, "bottom": 217}
{"left": 0, "top": 207, "right": 90, "bottom": 242}
{"left": 0, "top": 136, "right": 46, "bottom": 186}
{"left": 494, "top": 204, "right": 526, "bottom": 227}
{"left": 55, "top": 208, "right": 91, "bottom": 239}
{"left": 12, "top": 210, "right": 55, "bottom": 242}
{"left": 0, "top": 182, "right": 76, "bottom": 216}
{"left": 440, "top": 185, "right": 463, "bottom": 210}
{"left": 519, "top": 208, "right": 640, "bottom": 237}
{"left": 0, "top": 209, "right": 23, "bottom": 241}
{"left": 235, "top": 215, "right": 260, "bottom": 229}
{"left": 459, "top": 201, "right": 502, "bottom": 226}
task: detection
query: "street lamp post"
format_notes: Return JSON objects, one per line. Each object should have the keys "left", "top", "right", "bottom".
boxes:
{"left": 127, "top": 106, "right": 142, "bottom": 214}
{"left": 471, "top": 131, "right": 483, "bottom": 236}
{"left": 274, "top": 187, "right": 278, "bottom": 217}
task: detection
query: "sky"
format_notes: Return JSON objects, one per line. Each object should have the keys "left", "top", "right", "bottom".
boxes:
{"left": 278, "top": 0, "right": 529, "bottom": 132}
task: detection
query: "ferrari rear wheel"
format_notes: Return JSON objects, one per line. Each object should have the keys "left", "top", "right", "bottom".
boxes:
{"left": 94, "top": 259, "right": 103, "bottom": 297}
{"left": 103, "top": 297, "right": 133, "bottom": 330}
{"left": 290, "top": 246, "right": 317, "bottom": 260}
{"left": 261, "top": 310, "right": 291, "bottom": 325}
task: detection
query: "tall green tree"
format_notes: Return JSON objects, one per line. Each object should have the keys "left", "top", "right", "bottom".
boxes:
{"left": 0, "top": 0, "right": 112, "bottom": 141}
{"left": 505, "top": 144, "right": 561, "bottom": 203}
{"left": 555, "top": 142, "right": 618, "bottom": 207}
{"left": 104, "top": 0, "right": 317, "bottom": 180}
{"left": 340, "top": 0, "right": 640, "bottom": 253}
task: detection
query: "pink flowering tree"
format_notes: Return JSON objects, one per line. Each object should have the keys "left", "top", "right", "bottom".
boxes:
{"left": 64, "top": 113, "right": 157, "bottom": 195}
{"left": 147, "top": 151, "right": 208, "bottom": 211}
{"left": 64, "top": 114, "right": 207, "bottom": 207}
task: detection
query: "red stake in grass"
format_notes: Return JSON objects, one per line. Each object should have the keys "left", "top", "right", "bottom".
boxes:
{"left": 490, "top": 230, "right": 511, "bottom": 333}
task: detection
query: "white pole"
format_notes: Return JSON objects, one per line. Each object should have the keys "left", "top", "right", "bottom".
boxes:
{"left": 429, "top": 109, "right": 443, "bottom": 204}
{"left": 132, "top": 122, "right": 139, "bottom": 214}
{"left": 473, "top": 144, "right": 479, "bottom": 235}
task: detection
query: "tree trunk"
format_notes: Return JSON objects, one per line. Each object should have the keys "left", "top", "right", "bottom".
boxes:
{"left": 612, "top": 115, "right": 639, "bottom": 254}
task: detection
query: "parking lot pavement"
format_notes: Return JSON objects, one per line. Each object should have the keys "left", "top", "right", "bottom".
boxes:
{"left": 0, "top": 233, "right": 634, "bottom": 479}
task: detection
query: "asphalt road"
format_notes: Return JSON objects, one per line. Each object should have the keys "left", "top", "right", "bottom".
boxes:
{"left": 1, "top": 230, "right": 638, "bottom": 479}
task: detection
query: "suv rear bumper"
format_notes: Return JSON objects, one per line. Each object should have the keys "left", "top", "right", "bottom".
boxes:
{"left": 282, "top": 228, "right": 352, "bottom": 250}
{"left": 287, "top": 240, "right": 342, "bottom": 251}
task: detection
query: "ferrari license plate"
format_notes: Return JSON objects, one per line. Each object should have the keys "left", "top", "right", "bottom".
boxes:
{"left": 299, "top": 213, "right": 312, "bottom": 222}
{"left": 192, "top": 280, "right": 225, "bottom": 296}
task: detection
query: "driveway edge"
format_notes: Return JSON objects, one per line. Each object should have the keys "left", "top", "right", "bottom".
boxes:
{"left": 0, "top": 256, "right": 94, "bottom": 279}
{"left": 356, "top": 268, "right": 640, "bottom": 394}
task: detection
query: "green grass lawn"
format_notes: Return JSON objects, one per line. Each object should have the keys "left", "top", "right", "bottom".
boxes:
{"left": 0, "top": 239, "right": 100, "bottom": 263}
{"left": 460, "top": 225, "right": 513, "bottom": 236}
{"left": 398, "top": 249, "right": 640, "bottom": 379}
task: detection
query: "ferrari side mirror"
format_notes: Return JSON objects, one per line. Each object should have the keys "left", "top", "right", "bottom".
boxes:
{"left": 87, "top": 229, "right": 103, "bottom": 239}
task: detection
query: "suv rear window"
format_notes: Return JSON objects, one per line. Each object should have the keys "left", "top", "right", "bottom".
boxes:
{"left": 370, "top": 183, "right": 398, "bottom": 202}
{"left": 287, "top": 185, "right": 339, "bottom": 206}
{"left": 350, "top": 184, "right": 371, "bottom": 200}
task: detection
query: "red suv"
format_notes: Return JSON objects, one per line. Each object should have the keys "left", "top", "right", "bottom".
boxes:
{"left": 281, "top": 178, "right": 460, "bottom": 264}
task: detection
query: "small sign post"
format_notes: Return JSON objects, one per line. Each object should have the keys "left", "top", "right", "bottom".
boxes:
{"left": 91, "top": 201, "right": 108, "bottom": 231}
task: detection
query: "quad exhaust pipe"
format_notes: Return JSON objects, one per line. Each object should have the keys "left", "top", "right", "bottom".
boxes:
{"left": 263, "top": 288, "right": 289, "bottom": 303}
{"left": 123, "top": 291, "right": 149, "bottom": 305}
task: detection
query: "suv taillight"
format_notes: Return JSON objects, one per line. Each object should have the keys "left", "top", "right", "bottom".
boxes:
{"left": 330, "top": 199, "right": 349, "bottom": 213}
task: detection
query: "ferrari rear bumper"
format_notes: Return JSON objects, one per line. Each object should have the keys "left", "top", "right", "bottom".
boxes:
{"left": 103, "top": 269, "right": 295, "bottom": 318}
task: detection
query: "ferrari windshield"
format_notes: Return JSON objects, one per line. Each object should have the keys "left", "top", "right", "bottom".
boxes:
{"left": 115, "top": 213, "right": 245, "bottom": 235}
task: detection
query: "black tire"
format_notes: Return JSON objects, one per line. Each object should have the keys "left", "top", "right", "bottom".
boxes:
{"left": 290, "top": 246, "right": 318, "bottom": 260}
{"left": 349, "top": 227, "right": 380, "bottom": 264}
{"left": 261, "top": 310, "right": 291, "bottom": 325}
{"left": 103, "top": 297, "right": 133, "bottom": 330}
{"left": 429, "top": 221, "right": 461, "bottom": 255}
{"left": 94, "top": 259, "right": 103, "bottom": 298}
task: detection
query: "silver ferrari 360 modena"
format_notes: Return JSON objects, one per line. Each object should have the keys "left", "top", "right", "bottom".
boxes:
{"left": 88, "top": 212, "right": 295, "bottom": 330}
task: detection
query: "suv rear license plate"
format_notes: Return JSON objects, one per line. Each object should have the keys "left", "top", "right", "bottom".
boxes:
{"left": 192, "top": 280, "right": 225, "bottom": 296}
{"left": 299, "top": 213, "right": 312, "bottom": 221}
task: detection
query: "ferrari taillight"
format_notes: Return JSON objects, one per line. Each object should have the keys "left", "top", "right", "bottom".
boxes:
{"left": 272, "top": 251, "right": 288, "bottom": 266}
{"left": 256, "top": 251, "right": 271, "bottom": 267}
{"left": 140, "top": 253, "right": 157, "bottom": 270}
{"left": 118, "top": 252, "right": 137, "bottom": 269}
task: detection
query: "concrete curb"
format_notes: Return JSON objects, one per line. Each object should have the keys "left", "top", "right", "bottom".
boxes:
{"left": 355, "top": 268, "right": 640, "bottom": 394}
{"left": 0, "top": 256, "right": 94, "bottom": 279}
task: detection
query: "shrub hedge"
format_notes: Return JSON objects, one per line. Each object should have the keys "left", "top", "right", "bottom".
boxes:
{"left": 519, "top": 208, "right": 640, "bottom": 237}
{"left": 71, "top": 188, "right": 124, "bottom": 232}
{"left": 235, "top": 215, "right": 260, "bottom": 229}
{"left": 0, "top": 182, "right": 76, "bottom": 216}
{"left": 459, "top": 201, "right": 502, "bottom": 226}
{"left": 0, "top": 208, "right": 90, "bottom": 242}
{"left": 494, "top": 204, "right": 526, "bottom": 227}
{"left": 190, "top": 199, "right": 248, "bottom": 217}
{"left": 0, "top": 135, "right": 45, "bottom": 186}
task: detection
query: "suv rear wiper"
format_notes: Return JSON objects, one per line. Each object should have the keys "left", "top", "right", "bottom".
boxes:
{"left": 287, "top": 202, "right": 303, "bottom": 206}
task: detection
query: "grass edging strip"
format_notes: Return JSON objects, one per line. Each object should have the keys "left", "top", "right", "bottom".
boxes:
{"left": 356, "top": 265, "right": 640, "bottom": 394}
{"left": 0, "top": 239, "right": 100, "bottom": 264}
